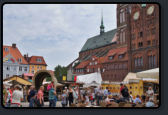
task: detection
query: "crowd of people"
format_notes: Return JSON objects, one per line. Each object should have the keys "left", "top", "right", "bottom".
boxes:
{"left": 3, "top": 82, "right": 159, "bottom": 107}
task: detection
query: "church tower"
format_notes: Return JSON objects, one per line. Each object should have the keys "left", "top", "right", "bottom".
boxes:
{"left": 100, "top": 10, "right": 105, "bottom": 35}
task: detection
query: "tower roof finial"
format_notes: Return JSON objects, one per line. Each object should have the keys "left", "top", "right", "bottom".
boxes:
{"left": 100, "top": 9, "right": 105, "bottom": 35}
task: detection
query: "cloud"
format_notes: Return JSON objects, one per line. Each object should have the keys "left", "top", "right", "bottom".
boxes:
{"left": 3, "top": 4, "right": 116, "bottom": 70}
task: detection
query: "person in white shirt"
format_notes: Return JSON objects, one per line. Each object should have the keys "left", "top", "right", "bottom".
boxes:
{"left": 105, "top": 95, "right": 114, "bottom": 107}
{"left": 104, "top": 87, "right": 109, "bottom": 99}
{"left": 10, "top": 85, "right": 23, "bottom": 107}
{"left": 146, "top": 86, "right": 154, "bottom": 100}
{"left": 129, "top": 91, "right": 134, "bottom": 102}
{"left": 85, "top": 92, "right": 89, "bottom": 105}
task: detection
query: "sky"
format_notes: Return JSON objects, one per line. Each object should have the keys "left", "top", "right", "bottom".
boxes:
{"left": 3, "top": 4, "right": 116, "bottom": 71}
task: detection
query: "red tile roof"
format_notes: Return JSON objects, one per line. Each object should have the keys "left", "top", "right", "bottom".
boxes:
{"left": 75, "top": 61, "right": 90, "bottom": 69}
{"left": 102, "top": 47, "right": 128, "bottom": 63}
{"left": 3, "top": 45, "right": 28, "bottom": 64}
{"left": 48, "top": 70, "right": 55, "bottom": 76}
{"left": 28, "top": 56, "right": 47, "bottom": 66}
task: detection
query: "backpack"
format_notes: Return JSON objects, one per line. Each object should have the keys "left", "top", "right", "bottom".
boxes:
{"left": 124, "top": 89, "right": 129, "bottom": 97}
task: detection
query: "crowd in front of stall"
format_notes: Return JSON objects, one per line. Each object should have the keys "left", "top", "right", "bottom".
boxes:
{"left": 3, "top": 81, "right": 159, "bottom": 108}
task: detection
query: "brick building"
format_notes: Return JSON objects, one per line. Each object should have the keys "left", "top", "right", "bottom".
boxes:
{"left": 67, "top": 4, "right": 159, "bottom": 82}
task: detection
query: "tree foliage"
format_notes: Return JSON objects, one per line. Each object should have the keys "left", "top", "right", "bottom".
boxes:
{"left": 54, "top": 65, "right": 67, "bottom": 77}
{"left": 73, "top": 61, "right": 80, "bottom": 69}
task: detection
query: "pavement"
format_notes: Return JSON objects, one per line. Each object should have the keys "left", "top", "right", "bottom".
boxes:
{"left": 21, "top": 101, "right": 66, "bottom": 107}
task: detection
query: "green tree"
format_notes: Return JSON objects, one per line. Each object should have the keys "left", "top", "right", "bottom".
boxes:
{"left": 54, "top": 65, "right": 67, "bottom": 77}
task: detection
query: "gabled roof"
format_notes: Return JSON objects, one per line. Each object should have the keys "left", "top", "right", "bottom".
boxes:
{"left": 75, "top": 61, "right": 90, "bottom": 69}
{"left": 80, "top": 28, "right": 117, "bottom": 52}
{"left": 28, "top": 56, "right": 47, "bottom": 66}
{"left": 3, "top": 45, "right": 28, "bottom": 64}
{"left": 103, "top": 47, "right": 128, "bottom": 63}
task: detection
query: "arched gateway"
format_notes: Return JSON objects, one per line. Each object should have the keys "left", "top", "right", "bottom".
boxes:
{"left": 32, "top": 70, "right": 58, "bottom": 91}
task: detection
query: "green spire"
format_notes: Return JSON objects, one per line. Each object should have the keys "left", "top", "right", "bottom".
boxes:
{"left": 100, "top": 9, "right": 105, "bottom": 35}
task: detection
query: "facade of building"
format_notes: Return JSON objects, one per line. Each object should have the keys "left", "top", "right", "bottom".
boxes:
{"left": 3, "top": 44, "right": 30, "bottom": 79}
{"left": 67, "top": 4, "right": 159, "bottom": 82}
{"left": 24, "top": 55, "right": 47, "bottom": 74}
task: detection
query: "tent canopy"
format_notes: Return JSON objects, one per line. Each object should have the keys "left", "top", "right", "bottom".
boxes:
{"left": 136, "top": 68, "right": 159, "bottom": 80}
{"left": 76, "top": 72, "right": 102, "bottom": 84}
{"left": 123, "top": 72, "right": 141, "bottom": 82}
{"left": 42, "top": 82, "right": 64, "bottom": 87}
{"left": 83, "top": 81, "right": 101, "bottom": 88}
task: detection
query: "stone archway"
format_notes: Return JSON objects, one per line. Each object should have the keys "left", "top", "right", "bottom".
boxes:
{"left": 32, "top": 70, "right": 58, "bottom": 91}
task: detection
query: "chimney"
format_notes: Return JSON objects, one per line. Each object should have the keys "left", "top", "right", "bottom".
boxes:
{"left": 12, "top": 43, "right": 16, "bottom": 48}
{"left": 24, "top": 54, "right": 26, "bottom": 59}
{"left": 27, "top": 53, "right": 28, "bottom": 62}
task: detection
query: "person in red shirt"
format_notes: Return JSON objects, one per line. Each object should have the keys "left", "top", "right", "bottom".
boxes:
{"left": 120, "top": 83, "right": 124, "bottom": 95}
{"left": 90, "top": 92, "right": 93, "bottom": 105}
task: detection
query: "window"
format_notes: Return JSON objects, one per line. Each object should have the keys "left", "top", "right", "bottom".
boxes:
{"left": 95, "top": 68, "right": 97, "bottom": 72}
{"left": 5, "top": 47, "right": 8, "bottom": 51}
{"left": 140, "top": 32, "right": 143, "bottom": 37}
{"left": 24, "top": 67, "right": 27, "bottom": 71}
{"left": 32, "top": 66, "right": 34, "bottom": 68}
{"left": 110, "top": 87, "right": 112, "bottom": 89}
{"left": 154, "top": 55, "right": 156, "bottom": 68}
{"left": 109, "top": 56, "right": 113, "bottom": 60}
{"left": 120, "top": 33, "right": 122, "bottom": 43}
{"left": 130, "top": 86, "right": 132, "bottom": 89}
{"left": 135, "top": 58, "right": 137, "bottom": 70}
{"left": 123, "top": 64, "right": 125, "bottom": 68}
{"left": 147, "top": 30, "right": 150, "bottom": 36}
{"left": 19, "top": 66, "right": 22, "bottom": 71}
{"left": 87, "top": 69, "right": 89, "bottom": 72}
{"left": 108, "top": 65, "right": 110, "bottom": 69}
{"left": 135, "top": 87, "right": 137, "bottom": 89}
{"left": 140, "top": 57, "right": 143, "bottom": 66}
{"left": 13, "top": 66, "right": 17, "bottom": 71}
{"left": 40, "top": 67, "right": 42, "bottom": 69}
{"left": 92, "top": 58, "right": 94, "bottom": 60}
{"left": 37, "top": 58, "right": 42, "bottom": 62}
{"left": 95, "top": 62, "right": 97, "bottom": 65}
{"left": 92, "top": 62, "right": 94, "bottom": 65}
{"left": 104, "top": 66, "right": 106, "bottom": 69}
{"left": 7, "top": 66, "right": 10, "bottom": 70}
{"left": 115, "top": 64, "right": 117, "bottom": 69}
{"left": 6, "top": 74, "right": 10, "bottom": 78}
{"left": 3, "top": 65, "right": 6, "bottom": 70}
{"left": 123, "top": 32, "right": 125, "bottom": 43}
{"left": 37, "top": 66, "right": 39, "bottom": 69}
{"left": 90, "top": 62, "right": 92, "bottom": 65}
{"left": 98, "top": 68, "right": 100, "bottom": 72}
{"left": 90, "top": 68, "right": 92, "bottom": 72}
{"left": 138, "top": 58, "right": 140, "bottom": 67}
{"left": 120, "top": 13, "right": 122, "bottom": 23}
{"left": 119, "top": 55, "right": 123, "bottom": 59}
{"left": 31, "top": 70, "right": 34, "bottom": 74}
{"left": 19, "top": 58, "right": 22, "bottom": 62}
{"left": 147, "top": 40, "right": 151, "bottom": 45}
{"left": 151, "top": 56, "right": 153, "bottom": 68}
{"left": 119, "top": 64, "right": 121, "bottom": 68}
{"left": 113, "top": 87, "right": 115, "bottom": 89}
{"left": 123, "top": 11, "right": 125, "bottom": 22}
{"left": 149, "top": 56, "right": 151, "bottom": 69}
{"left": 152, "top": 28, "right": 155, "bottom": 35}
{"left": 111, "top": 65, "right": 114, "bottom": 69}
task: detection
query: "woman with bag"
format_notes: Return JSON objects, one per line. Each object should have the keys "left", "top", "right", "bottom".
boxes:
{"left": 37, "top": 86, "right": 44, "bottom": 107}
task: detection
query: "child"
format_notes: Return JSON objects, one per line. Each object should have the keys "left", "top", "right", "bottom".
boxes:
{"left": 47, "top": 81, "right": 54, "bottom": 91}
{"left": 85, "top": 92, "right": 89, "bottom": 105}
{"left": 90, "top": 92, "right": 93, "bottom": 105}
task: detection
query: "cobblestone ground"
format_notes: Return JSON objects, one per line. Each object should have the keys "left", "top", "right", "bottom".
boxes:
{"left": 21, "top": 101, "right": 67, "bottom": 107}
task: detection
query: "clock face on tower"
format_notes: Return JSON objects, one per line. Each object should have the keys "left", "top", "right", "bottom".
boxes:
{"left": 133, "top": 11, "right": 139, "bottom": 20}
{"left": 147, "top": 6, "right": 154, "bottom": 15}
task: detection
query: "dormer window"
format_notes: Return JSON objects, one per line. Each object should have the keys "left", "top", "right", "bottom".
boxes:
{"left": 19, "top": 58, "right": 22, "bottom": 62}
{"left": 119, "top": 55, "right": 123, "bottom": 59}
{"left": 92, "top": 58, "right": 94, "bottom": 60}
{"left": 5, "top": 47, "right": 8, "bottom": 51}
{"left": 90, "top": 62, "right": 92, "bottom": 65}
{"left": 37, "top": 58, "right": 42, "bottom": 62}
{"left": 109, "top": 56, "right": 113, "bottom": 60}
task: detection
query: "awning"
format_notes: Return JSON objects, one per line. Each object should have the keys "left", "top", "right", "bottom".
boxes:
{"left": 136, "top": 68, "right": 159, "bottom": 80}
{"left": 143, "top": 80, "right": 159, "bottom": 84}
{"left": 42, "top": 82, "right": 64, "bottom": 87}
{"left": 23, "top": 73, "right": 34, "bottom": 77}
{"left": 83, "top": 82, "right": 101, "bottom": 88}
{"left": 7, "top": 80, "right": 32, "bottom": 86}
{"left": 123, "top": 72, "right": 141, "bottom": 82}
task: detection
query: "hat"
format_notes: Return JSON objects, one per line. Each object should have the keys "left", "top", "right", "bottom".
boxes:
{"left": 65, "top": 87, "right": 67, "bottom": 88}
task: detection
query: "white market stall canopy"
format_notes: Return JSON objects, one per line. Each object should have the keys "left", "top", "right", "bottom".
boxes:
{"left": 76, "top": 72, "right": 102, "bottom": 84}
{"left": 42, "top": 82, "right": 64, "bottom": 87}
{"left": 83, "top": 82, "right": 101, "bottom": 88}
{"left": 123, "top": 72, "right": 141, "bottom": 82}
{"left": 136, "top": 68, "right": 159, "bottom": 80}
